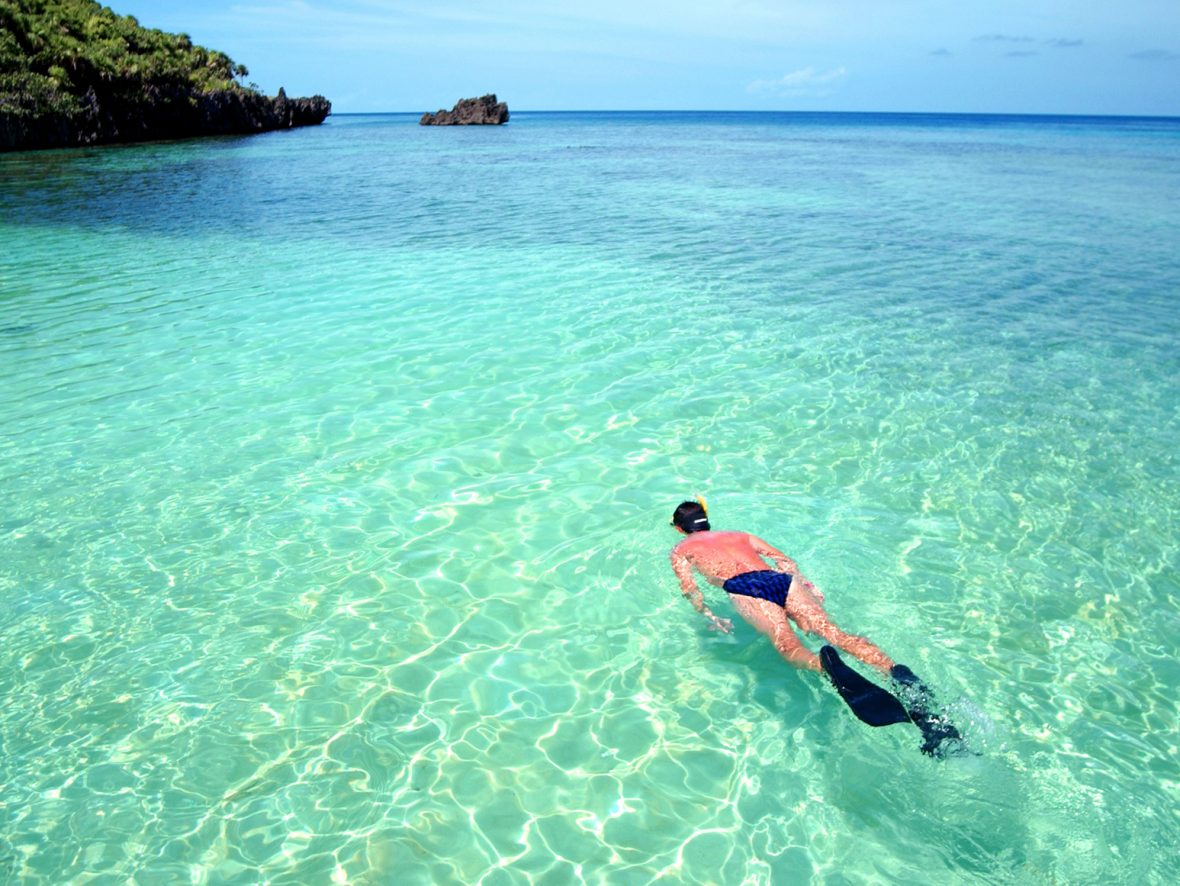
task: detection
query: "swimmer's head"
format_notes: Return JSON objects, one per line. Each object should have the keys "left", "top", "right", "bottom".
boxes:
{"left": 671, "top": 500, "right": 711, "bottom": 534}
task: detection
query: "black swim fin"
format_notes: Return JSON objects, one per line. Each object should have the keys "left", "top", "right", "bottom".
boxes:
{"left": 890, "top": 663, "right": 967, "bottom": 758}
{"left": 819, "top": 646, "right": 911, "bottom": 727}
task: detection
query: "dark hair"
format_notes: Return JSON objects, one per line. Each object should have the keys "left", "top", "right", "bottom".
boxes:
{"left": 671, "top": 500, "right": 710, "bottom": 533}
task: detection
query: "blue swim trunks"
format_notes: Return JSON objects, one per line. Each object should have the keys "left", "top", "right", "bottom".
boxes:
{"left": 722, "top": 570, "right": 792, "bottom": 607}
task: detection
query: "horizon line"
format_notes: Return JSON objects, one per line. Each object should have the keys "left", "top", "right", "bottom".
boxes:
{"left": 328, "top": 108, "right": 1180, "bottom": 121}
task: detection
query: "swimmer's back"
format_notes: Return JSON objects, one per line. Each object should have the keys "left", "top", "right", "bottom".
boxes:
{"left": 671, "top": 530, "right": 774, "bottom": 585}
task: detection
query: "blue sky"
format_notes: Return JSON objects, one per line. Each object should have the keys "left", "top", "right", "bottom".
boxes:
{"left": 113, "top": 1, "right": 1180, "bottom": 115}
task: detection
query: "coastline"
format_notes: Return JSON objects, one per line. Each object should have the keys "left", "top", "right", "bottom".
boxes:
{"left": 0, "top": 87, "right": 330, "bottom": 153}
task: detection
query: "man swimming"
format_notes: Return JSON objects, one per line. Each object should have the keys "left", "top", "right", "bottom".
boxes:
{"left": 669, "top": 498, "right": 964, "bottom": 755}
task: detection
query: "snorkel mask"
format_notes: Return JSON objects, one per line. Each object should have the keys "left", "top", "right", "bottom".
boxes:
{"left": 671, "top": 495, "right": 711, "bottom": 533}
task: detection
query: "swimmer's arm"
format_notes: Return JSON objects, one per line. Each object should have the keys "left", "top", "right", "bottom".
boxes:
{"left": 670, "top": 550, "right": 733, "bottom": 634}
{"left": 750, "top": 535, "right": 824, "bottom": 602}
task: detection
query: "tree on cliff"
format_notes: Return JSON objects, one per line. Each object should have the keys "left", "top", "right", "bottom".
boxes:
{"left": 0, "top": 0, "right": 329, "bottom": 151}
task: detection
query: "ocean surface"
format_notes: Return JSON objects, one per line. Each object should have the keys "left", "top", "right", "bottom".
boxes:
{"left": 1, "top": 110, "right": 1178, "bottom": 884}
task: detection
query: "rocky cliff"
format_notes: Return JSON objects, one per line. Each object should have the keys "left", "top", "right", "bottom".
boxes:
{"left": 0, "top": 0, "right": 331, "bottom": 152}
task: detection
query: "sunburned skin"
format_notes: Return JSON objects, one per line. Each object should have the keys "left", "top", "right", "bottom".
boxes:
{"left": 670, "top": 529, "right": 895, "bottom": 673}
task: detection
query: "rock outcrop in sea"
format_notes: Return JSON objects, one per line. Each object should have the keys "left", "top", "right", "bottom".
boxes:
{"left": 0, "top": 0, "right": 331, "bottom": 152}
{"left": 419, "top": 95, "right": 509, "bottom": 126}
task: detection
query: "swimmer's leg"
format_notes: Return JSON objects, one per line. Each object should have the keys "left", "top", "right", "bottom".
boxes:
{"left": 727, "top": 594, "right": 820, "bottom": 671}
{"left": 730, "top": 596, "right": 912, "bottom": 730}
{"left": 785, "top": 593, "right": 894, "bottom": 674}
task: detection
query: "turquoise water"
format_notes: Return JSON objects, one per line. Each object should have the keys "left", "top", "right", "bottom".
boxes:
{"left": 2, "top": 111, "right": 1178, "bottom": 883}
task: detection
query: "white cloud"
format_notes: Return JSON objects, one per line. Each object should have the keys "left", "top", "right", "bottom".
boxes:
{"left": 973, "top": 34, "right": 1036, "bottom": 43}
{"left": 1129, "top": 48, "right": 1179, "bottom": 61}
{"left": 747, "top": 66, "right": 848, "bottom": 96}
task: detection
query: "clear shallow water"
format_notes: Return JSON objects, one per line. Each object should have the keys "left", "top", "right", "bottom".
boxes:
{"left": 1, "top": 111, "right": 1178, "bottom": 883}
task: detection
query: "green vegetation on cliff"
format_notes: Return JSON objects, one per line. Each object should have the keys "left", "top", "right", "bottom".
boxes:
{"left": 1, "top": 0, "right": 248, "bottom": 115}
{"left": 0, "top": 0, "right": 329, "bottom": 150}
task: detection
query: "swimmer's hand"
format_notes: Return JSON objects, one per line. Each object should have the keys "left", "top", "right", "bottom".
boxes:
{"left": 708, "top": 614, "right": 734, "bottom": 634}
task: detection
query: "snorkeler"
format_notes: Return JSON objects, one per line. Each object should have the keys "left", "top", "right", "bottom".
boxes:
{"left": 669, "top": 498, "right": 963, "bottom": 756}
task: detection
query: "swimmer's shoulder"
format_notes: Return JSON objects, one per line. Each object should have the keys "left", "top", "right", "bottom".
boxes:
{"left": 712, "top": 529, "right": 757, "bottom": 545}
